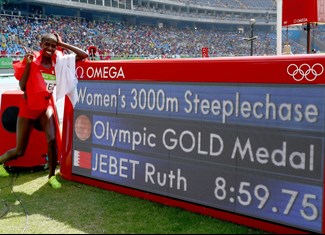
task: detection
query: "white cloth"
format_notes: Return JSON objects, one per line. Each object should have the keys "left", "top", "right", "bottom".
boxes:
{"left": 54, "top": 53, "right": 78, "bottom": 107}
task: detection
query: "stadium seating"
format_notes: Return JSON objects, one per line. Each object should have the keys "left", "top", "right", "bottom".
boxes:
{"left": 0, "top": 0, "right": 307, "bottom": 59}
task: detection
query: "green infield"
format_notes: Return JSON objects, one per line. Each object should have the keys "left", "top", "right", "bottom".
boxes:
{"left": 0, "top": 167, "right": 266, "bottom": 234}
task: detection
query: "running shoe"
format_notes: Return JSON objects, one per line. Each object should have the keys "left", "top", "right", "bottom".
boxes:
{"left": 48, "top": 176, "right": 62, "bottom": 189}
{"left": 0, "top": 164, "right": 9, "bottom": 177}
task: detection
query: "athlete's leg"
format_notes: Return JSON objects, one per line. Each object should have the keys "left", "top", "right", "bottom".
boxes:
{"left": 0, "top": 117, "right": 35, "bottom": 163}
{"left": 39, "top": 106, "right": 61, "bottom": 189}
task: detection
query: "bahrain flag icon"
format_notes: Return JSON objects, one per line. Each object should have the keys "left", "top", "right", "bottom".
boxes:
{"left": 73, "top": 150, "right": 92, "bottom": 169}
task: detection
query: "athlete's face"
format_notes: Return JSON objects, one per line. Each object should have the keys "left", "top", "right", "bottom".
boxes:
{"left": 41, "top": 36, "right": 57, "bottom": 58}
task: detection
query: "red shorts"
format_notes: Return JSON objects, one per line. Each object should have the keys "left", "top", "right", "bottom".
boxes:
{"left": 18, "top": 98, "right": 52, "bottom": 120}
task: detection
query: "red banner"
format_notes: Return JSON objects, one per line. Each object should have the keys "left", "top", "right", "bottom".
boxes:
{"left": 282, "top": 0, "right": 318, "bottom": 26}
{"left": 201, "top": 47, "right": 209, "bottom": 58}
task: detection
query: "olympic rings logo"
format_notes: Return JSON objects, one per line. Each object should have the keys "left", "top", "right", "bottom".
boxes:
{"left": 287, "top": 63, "right": 324, "bottom": 82}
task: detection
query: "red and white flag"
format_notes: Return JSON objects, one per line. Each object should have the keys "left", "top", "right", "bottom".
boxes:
{"left": 74, "top": 150, "right": 92, "bottom": 169}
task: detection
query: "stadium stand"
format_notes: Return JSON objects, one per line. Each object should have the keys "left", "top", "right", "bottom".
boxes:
{"left": 0, "top": 0, "right": 309, "bottom": 59}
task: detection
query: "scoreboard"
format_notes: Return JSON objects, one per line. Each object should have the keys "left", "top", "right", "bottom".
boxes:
{"left": 60, "top": 55, "right": 325, "bottom": 233}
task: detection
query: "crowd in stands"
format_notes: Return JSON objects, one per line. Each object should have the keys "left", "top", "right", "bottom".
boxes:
{"left": 133, "top": 0, "right": 277, "bottom": 23}
{"left": 0, "top": 13, "right": 306, "bottom": 60}
{"left": 171, "top": 0, "right": 276, "bottom": 10}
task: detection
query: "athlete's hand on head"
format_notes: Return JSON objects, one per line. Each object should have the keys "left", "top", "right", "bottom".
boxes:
{"left": 54, "top": 33, "right": 63, "bottom": 45}
{"left": 23, "top": 46, "right": 34, "bottom": 64}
